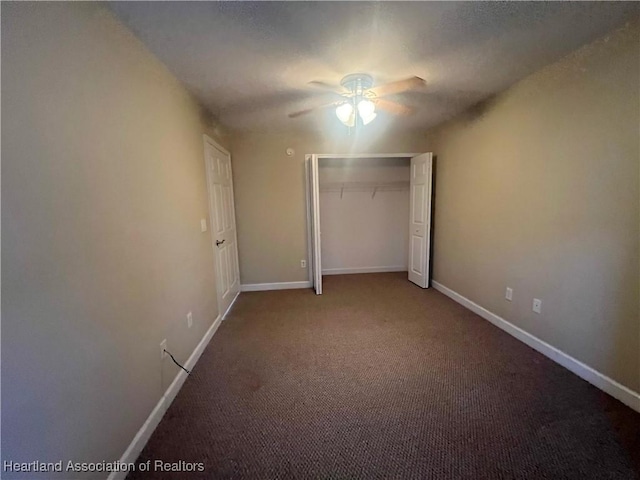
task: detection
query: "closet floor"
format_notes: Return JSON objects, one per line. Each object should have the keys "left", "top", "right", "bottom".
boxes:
{"left": 128, "top": 272, "right": 640, "bottom": 479}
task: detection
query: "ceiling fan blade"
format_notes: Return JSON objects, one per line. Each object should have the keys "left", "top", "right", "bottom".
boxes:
{"left": 288, "top": 100, "right": 342, "bottom": 119}
{"left": 288, "top": 108, "right": 316, "bottom": 118}
{"left": 374, "top": 98, "right": 414, "bottom": 116}
{"left": 369, "top": 76, "right": 426, "bottom": 97}
{"left": 308, "top": 80, "right": 338, "bottom": 90}
{"left": 307, "top": 80, "right": 349, "bottom": 96}
{"left": 308, "top": 80, "right": 348, "bottom": 94}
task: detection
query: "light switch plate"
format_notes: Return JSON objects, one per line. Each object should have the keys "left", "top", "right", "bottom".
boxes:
{"left": 200, "top": 219, "right": 207, "bottom": 232}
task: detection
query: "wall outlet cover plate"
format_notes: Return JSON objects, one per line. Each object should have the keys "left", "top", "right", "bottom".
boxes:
{"left": 533, "top": 298, "right": 542, "bottom": 314}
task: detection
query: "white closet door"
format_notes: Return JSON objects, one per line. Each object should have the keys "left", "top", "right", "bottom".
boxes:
{"left": 309, "top": 154, "right": 323, "bottom": 295}
{"left": 408, "top": 153, "right": 433, "bottom": 288}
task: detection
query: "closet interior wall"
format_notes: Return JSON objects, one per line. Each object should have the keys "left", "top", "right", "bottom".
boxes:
{"left": 319, "top": 157, "right": 411, "bottom": 275}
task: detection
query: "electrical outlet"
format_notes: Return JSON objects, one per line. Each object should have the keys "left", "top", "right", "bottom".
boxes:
{"left": 160, "top": 339, "right": 167, "bottom": 360}
{"left": 505, "top": 287, "right": 513, "bottom": 301}
{"left": 187, "top": 311, "right": 193, "bottom": 328}
{"left": 300, "top": 259, "right": 307, "bottom": 268}
{"left": 532, "top": 298, "right": 542, "bottom": 314}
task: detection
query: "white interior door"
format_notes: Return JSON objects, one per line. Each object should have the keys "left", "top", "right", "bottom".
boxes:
{"left": 308, "top": 154, "right": 323, "bottom": 295}
{"left": 408, "top": 153, "right": 433, "bottom": 288}
{"left": 204, "top": 137, "right": 240, "bottom": 317}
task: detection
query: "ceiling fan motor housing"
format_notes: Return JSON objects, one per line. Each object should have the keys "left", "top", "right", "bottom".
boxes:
{"left": 340, "top": 73, "right": 374, "bottom": 97}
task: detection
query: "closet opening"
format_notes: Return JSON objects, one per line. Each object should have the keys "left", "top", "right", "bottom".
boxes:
{"left": 306, "top": 153, "right": 433, "bottom": 295}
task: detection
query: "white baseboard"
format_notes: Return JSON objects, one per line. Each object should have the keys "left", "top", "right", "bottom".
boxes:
{"left": 108, "top": 313, "right": 224, "bottom": 480}
{"left": 432, "top": 280, "right": 640, "bottom": 413}
{"left": 241, "top": 281, "right": 312, "bottom": 292}
{"left": 221, "top": 290, "right": 240, "bottom": 320}
{"left": 322, "top": 266, "right": 407, "bottom": 275}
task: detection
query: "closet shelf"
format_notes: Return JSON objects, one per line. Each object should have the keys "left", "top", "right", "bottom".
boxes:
{"left": 320, "top": 181, "right": 409, "bottom": 198}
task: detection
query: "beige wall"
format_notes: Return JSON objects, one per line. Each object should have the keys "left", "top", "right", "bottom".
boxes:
{"left": 230, "top": 131, "right": 428, "bottom": 284}
{"left": 2, "top": 3, "right": 227, "bottom": 477}
{"left": 429, "top": 21, "right": 639, "bottom": 392}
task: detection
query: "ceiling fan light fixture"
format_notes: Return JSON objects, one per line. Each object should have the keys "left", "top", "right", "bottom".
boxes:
{"left": 336, "top": 102, "right": 355, "bottom": 126}
{"left": 357, "top": 99, "right": 377, "bottom": 125}
{"left": 361, "top": 111, "right": 377, "bottom": 126}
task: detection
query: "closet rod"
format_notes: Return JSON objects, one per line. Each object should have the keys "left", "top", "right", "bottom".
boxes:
{"left": 319, "top": 180, "right": 409, "bottom": 196}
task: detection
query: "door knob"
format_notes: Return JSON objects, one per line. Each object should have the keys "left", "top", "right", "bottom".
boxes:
{"left": 216, "top": 239, "right": 225, "bottom": 247}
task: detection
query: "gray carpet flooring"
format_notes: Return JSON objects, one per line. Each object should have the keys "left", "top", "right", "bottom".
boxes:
{"left": 128, "top": 273, "right": 640, "bottom": 479}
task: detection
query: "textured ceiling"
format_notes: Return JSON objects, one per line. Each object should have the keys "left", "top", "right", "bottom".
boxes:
{"left": 110, "top": 2, "right": 638, "bottom": 133}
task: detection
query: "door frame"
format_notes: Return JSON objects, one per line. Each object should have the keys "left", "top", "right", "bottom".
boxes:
{"left": 305, "top": 152, "right": 424, "bottom": 295}
{"left": 203, "top": 134, "right": 241, "bottom": 319}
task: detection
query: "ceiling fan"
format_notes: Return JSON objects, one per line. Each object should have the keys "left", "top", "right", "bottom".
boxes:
{"left": 288, "top": 73, "right": 426, "bottom": 127}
